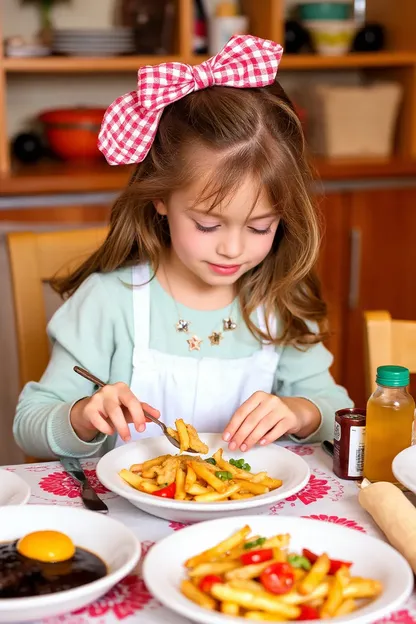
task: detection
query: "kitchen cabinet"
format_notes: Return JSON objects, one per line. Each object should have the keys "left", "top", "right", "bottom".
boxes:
{"left": 316, "top": 192, "right": 350, "bottom": 384}
{"left": 317, "top": 185, "right": 416, "bottom": 408}
{"left": 343, "top": 187, "right": 416, "bottom": 407}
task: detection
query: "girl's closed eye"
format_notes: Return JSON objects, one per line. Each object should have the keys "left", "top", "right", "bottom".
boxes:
{"left": 249, "top": 225, "right": 272, "bottom": 235}
{"left": 194, "top": 221, "right": 220, "bottom": 233}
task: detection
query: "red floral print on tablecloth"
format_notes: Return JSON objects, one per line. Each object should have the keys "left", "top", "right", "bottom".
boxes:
{"left": 74, "top": 575, "right": 156, "bottom": 620}
{"left": 301, "top": 514, "right": 366, "bottom": 532}
{"left": 39, "top": 469, "right": 109, "bottom": 498}
{"left": 375, "top": 609, "right": 416, "bottom": 624}
{"left": 169, "top": 521, "right": 189, "bottom": 531}
{"left": 140, "top": 540, "right": 155, "bottom": 559}
{"left": 270, "top": 469, "right": 344, "bottom": 513}
{"left": 284, "top": 445, "right": 315, "bottom": 456}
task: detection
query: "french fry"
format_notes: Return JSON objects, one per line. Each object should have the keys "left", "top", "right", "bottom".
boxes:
{"left": 229, "top": 579, "right": 264, "bottom": 593}
{"left": 175, "top": 465, "right": 186, "bottom": 500}
{"left": 298, "top": 554, "right": 330, "bottom": 595}
{"left": 230, "top": 493, "right": 253, "bottom": 500}
{"left": 189, "top": 560, "right": 242, "bottom": 577}
{"left": 185, "top": 465, "right": 197, "bottom": 491}
{"left": 194, "top": 483, "right": 240, "bottom": 502}
{"left": 244, "top": 612, "right": 285, "bottom": 621}
{"left": 292, "top": 568, "right": 306, "bottom": 583}
{"left": 166, "top": 427, "right": 179, "bottom": 441}
{"left": 227, "top": 534, "right": 290, "bottom": 562}
{"left": 220, "top": 601, "right": 240, "bottom": 615}
{"left": 118, "top": 469, "right": 146, "bottom": 489}
{"left": 212, "top": 449, "right": 266, "bottom": 482}
{"left": 280, "top": 581, "right": 329, "bottom": 605}
{"left": 176, "top": 418, "right": 190, "bottom": 453}
{"left": 187, "top": 483, "right": 211, "bottom": 495}
{"left": 225, "top": 558, "right": 282, "bottom": 581}
{"left": 180, "top": 580, "right": 216, "bottom": 610}
{"left": 320, "top": 574, "right": 344, "bottom": 618}
{"left": 342, "top": 578, "right": 383, "bottom": 599}
{"left": 137, "top": 455, "right": 170, "bottom": 472}
{"left": 335, "top": 565, "right": 351, "bottom": 588}
{"left": 190, "top": 461, "right": 227, "bottom": 493}
{"left": 137, "top": 481, "right": 160, "bottom": 493}
{"left": 258, "top": 476, "right": 283, "bottom": 490}
{"left": 334, "top": 598, "right": 357, "bottom": 616}
{"left": 233, "top": 479, "right": 269, "bottom": 495}
{"left": 210, "top": 583, "right": 301, "bottom": 619}
{"left": 185, "top": 526, "right": 251, "bottom": 568}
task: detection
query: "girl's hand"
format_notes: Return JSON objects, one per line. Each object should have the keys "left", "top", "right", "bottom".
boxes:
{"left": 70, "top": 382, "right": 160, "bottom": 443}
{"left": 223, "top": 392, "right": 319, "bottom": 452}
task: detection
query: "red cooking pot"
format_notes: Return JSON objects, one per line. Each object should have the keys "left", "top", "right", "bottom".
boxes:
{"left": 39, "top": 107, "right": 107, "bottom": 161}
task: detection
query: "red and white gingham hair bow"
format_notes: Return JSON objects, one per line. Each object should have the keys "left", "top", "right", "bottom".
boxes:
{"left": 98, "top": 35, "right": 283, "bottom": 166}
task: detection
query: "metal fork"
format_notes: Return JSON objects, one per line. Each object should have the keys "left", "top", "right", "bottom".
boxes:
{"left": 73, "top": 366, "right": 198, "bottom": 453}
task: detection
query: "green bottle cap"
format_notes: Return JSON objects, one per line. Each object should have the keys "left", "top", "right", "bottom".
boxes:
{"left": 376, "top": 365, "right": 410, "bottom": 387}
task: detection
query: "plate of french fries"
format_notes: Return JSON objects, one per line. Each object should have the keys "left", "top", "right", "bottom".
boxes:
{"left": 143, "top": 515, "right": 413, "bottom": 623}
{"left": 96, "top": 429, "right": 310, "bottom": 523}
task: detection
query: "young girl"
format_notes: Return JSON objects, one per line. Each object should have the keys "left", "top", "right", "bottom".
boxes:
{"left": 14, "top": 35, "right": 353, "bottom": 460}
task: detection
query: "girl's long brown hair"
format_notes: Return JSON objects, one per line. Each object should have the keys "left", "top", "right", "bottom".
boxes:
{"left": 53, "top": 80, "right": 328, "bottom": 347}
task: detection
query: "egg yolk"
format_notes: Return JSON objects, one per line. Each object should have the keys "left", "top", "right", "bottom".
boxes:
{"left": 17, "top": 530, "right": 75, "bottom": 563}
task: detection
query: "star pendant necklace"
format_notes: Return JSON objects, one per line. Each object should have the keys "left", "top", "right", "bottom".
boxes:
{"left": 163, "top": 267, "right": 237, "bottom": 352}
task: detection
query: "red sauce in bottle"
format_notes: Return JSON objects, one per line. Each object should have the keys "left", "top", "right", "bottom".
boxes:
{"left": 333, "top": 408, "right": 366, "bottom": 480}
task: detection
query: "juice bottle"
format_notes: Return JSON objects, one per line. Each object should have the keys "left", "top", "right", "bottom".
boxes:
{"left": 363, "top": 365, "right": 415, "bottom": 483}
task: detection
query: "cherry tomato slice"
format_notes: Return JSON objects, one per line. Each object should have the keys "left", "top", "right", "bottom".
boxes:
{"left": 199, "top": 575, "right": 223, "bottom": 593}
{"left": 240, "top": 548, "right": 273, "bottom": 566}
{"left": 151, "top": 483, "right": 176, "bottom": 498}
{"left": 297, "top": 605, "right": 320, "bottom": 620}
{"left": 260, "top": 562, "right": 295, "bottom": 595}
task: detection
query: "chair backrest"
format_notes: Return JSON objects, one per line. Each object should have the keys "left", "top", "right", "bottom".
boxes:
{"left": 7, "top": 227, "right": 108, "bottom": 388}
{"left": 364, "top": 310, "right": 416, "bottom": 396}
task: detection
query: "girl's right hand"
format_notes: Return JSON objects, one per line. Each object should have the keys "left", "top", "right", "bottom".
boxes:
{"left": 69, "top": 382, "right": 160, "bottom": 443}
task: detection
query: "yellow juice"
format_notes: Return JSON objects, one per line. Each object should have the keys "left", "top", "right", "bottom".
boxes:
{"left": 363, "top": 393, "right": 414, "bottom": 483}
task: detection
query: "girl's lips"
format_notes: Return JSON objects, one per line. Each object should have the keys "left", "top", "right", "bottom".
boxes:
{"left": 208, "top": 263, "right": 241, "bottom": 276}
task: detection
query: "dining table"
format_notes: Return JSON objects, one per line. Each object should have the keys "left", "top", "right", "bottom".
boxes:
{"left": 3, "top": 441, "right": 416, "bottom": 624}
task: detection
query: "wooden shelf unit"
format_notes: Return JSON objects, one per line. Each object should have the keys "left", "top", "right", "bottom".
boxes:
{"left": 2, "top": 0, "right": 416, "bottom": 180}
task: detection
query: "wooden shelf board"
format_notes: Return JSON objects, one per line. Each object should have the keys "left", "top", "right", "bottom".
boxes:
{"left": 0, "top": 161, "right": 133, "bottom": 195}
{"left": 2, "top": 55, "right": 182, "bottom": 73}
{"left": 281, "top": 52, "right": 416, "bottom": 70}
{"left": 2, "top": 158, "right": 416, "bottom": 196}
{"left": 3, "top": 52, "right": 416, "bottom": 74}
{"left": 312, "top": 157, "right": 416, "bottom": 180}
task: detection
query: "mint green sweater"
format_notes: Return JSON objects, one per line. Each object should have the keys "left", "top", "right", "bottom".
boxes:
{"left": 13, "top": 267, "right": 353, "bottom": 459}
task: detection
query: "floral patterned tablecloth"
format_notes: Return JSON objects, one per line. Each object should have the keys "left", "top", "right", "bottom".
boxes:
{"left": 4, "top": 443, "right": 416, "bottom": 624}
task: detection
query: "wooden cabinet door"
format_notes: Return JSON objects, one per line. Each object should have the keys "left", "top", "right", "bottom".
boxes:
{"left": 316, "top": 191, "right": 350, "bottom": 384}
{"left": 344, "top": 187, "right": 416, "bottom": 407}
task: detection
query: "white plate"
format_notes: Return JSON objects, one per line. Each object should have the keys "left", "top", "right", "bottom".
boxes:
{"left": 0, "top": 504, "right": 141, "bottom": 622}
{"left": 0, "top": 469, "right": 30, "bottom": 505}
{"left": 392, "top": 445, "right": 416, "bottom": 493}
{"left": 143, "top": 515, "right": 414, "bottom": 624}
{"left": 96, "top": 433, "right": 310, "bottom": 523}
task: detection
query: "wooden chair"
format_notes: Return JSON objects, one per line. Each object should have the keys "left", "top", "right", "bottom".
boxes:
{"left": 7, "top": 227, "right": 107, "bottom": 461}
{"left": 363, "top": 311, "right": 416, "bottom": 396}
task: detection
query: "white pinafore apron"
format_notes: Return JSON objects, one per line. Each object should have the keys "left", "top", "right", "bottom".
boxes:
{"left": 115, "top": 264, "right": 280, "bottom": 446}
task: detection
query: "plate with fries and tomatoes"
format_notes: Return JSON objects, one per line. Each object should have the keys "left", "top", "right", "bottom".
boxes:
{"left": 143, "top": 515, "right": 413, "bottom": 624}
{"left": 96, "top": 421, "right": 310, "bottom": 523}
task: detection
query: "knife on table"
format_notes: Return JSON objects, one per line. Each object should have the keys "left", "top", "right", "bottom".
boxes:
{"left": 59, "top": 456, "right": 108, "bottom": 513}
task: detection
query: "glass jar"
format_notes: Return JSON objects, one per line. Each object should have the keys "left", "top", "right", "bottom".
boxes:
{"left": 363, "top": 365, "right": 415, "bottom": 483}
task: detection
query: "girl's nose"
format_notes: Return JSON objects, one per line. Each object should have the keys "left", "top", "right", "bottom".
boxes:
{"left": 216, "top": 230, "right": 244, "bottom": 259}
